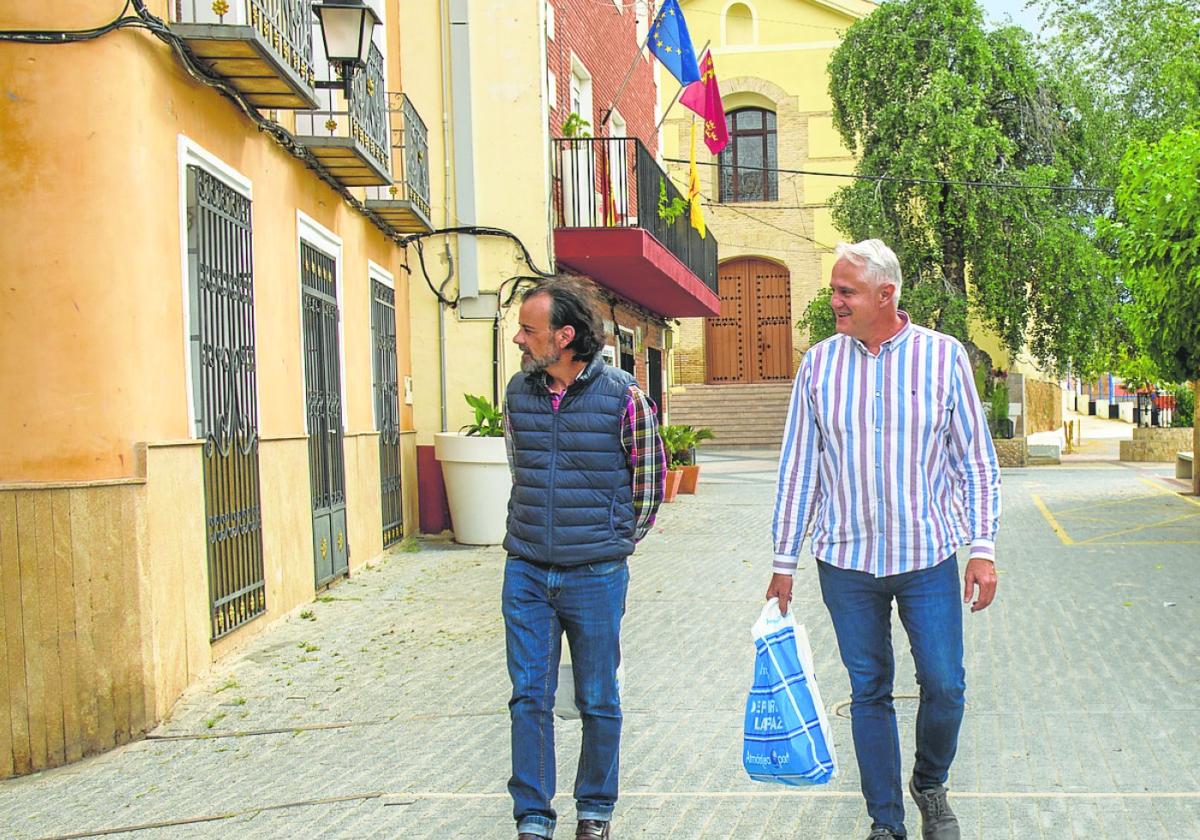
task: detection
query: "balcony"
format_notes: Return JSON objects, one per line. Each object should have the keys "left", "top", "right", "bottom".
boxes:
{"left": 551, "top": 138, "right": 719, "bottom": 318}
{"left": 295, "top": 44, "right": 390, "bottom": 187}
{"left": 169, "top": 0, "right": 318, "bottom": 109}
{"left": 365, "top": 93, "right": 434, "bottom": 234}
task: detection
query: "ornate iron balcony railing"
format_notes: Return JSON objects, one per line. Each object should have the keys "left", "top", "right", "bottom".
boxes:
{"left": 296, "top": 43, "right": 391, "bottom": 185}
{"left": 365, "top": 93, "right": 431, "bottom": 225}
{"left": 171, "top": 0, "right": 315, "bottom": 107}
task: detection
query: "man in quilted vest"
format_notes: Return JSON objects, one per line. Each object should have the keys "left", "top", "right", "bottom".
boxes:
{"left": 502, "top": 276, "right": 665, "bottom": 840}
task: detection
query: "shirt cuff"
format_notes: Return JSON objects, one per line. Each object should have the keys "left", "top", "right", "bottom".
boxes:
{"left": 969, "top": 538, "right": 995, "bottom": 561}
{"left": 773, "top": 553, "right": 799, "bottom": 575}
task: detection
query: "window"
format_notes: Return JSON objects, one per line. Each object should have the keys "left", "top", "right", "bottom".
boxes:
{"left": 635, "top": 0, "right": 651, "bottom": 46}
{"left": 370, "top": 267, "right": 404, "bottom": 548}
{"left": 719, "top": 108, "right": 778, "bottom": 202}
{"left": 569, "top": 56, "right": 593, "bottom": 128}
{"left": 548, "top": 70, "right": 557, "bottom": 111}
{"left": 724, "top": 2, "right": 755, "bottom": 46}
{"left": 183, "top": 161, "right": 267, "bottom": 639}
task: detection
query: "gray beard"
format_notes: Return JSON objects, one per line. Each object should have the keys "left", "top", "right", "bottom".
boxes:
{"left": 521, "top": 349, "right": 560, "bottom": 375}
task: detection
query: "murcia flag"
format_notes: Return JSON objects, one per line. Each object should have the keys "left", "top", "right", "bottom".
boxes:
{"left": 680, "top": 50, "right": 729, "bottom": 155}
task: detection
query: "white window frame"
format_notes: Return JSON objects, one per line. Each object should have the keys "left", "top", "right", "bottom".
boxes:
{"left": 547, "top": 70, "right": 557, "bottom": 112}
{"left": 569, "top": 53, "right": 593, "bottom": 126}
{"left": 297, "top": 210, "right": 349, "bottom": 433}
{"left": 635, "top": 0, "right": 651, "bottom": 48}
{"left": 619, "top": 325, "right": 637, "bottom": 372}
{"left": 177, "top": 135, "right": 255, "bottom": 440}
{"left": 368, "top": 259, "right": 395, "bottom": 434}
{"left": 546, "top": 0, "right": 555, "bottom": 39}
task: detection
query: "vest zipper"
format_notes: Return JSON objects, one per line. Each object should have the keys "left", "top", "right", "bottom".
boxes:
{"left": 547, "top": 396, "right": 559, "bottom": 558}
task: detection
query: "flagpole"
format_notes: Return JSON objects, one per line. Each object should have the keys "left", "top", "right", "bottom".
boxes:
{"left": 601, "top": 28, "right": 654, "bottom": 130}
{"left": 654, "top": 40, "right": 710, "bottom": 134}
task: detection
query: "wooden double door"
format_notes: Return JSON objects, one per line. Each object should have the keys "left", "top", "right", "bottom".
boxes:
{"left": 705, "top": 258, "right": 793, "bottom": 384}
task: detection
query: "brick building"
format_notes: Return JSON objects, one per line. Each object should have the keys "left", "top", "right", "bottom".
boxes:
{"left": 545, "top": 0, "right": 720, "bottom": 415}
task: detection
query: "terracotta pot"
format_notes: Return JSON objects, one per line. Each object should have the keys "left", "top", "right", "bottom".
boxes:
{"left": 678, "top": 464, "right": 700, "bottom": 494}
{"left": 664, "top": 469, "right": 683, "bottom": 502}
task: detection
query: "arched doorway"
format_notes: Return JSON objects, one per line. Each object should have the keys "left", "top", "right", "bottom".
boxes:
{"left": 705, "top": 257, "right": 793, "bottom": 384}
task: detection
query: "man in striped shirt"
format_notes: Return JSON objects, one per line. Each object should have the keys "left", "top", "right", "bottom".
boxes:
{"left": 767, "top": 240, "right": 1001, "bottom": 840}
{"left": 502, "top": 277, "right": 666, "bottom": 840}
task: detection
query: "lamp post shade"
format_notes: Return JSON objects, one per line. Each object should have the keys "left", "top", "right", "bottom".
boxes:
{"left": 313, "top": 0, "right": 381, "bottom": 69}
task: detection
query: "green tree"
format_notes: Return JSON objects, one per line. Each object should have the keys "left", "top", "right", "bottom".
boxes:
{"left": 826, "top": 0, "right": 1120, "bottom": 374}
{"left": 1105, "top": 125, "right": 1200, "bottom": 493}
{"left": 1042, "top": 0, "right": 1200, "bottom": 166}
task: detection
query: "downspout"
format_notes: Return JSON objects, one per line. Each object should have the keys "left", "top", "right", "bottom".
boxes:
{"left": 438, "top": 0, "right": 455, "bottom": 432}
{"left": 449, "top": 0, "right": 479, "bottom": 299}
{"left": 493, "top": 311, "right": 501, "bottom": 407}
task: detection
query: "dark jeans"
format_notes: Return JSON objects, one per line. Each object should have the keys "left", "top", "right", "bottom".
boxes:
{"left": 503, "top": 556, "right": 629, "bottom": 838}
{"left": 818, "top": 557, "right": 966, "bottom": 837}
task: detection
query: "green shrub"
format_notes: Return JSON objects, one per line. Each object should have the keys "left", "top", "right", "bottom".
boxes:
{"left": 461, "top": 394, "right": 504, "bottom": 437}
{"left": 1172, "top": 384, "right": 1195, "bottom": 427}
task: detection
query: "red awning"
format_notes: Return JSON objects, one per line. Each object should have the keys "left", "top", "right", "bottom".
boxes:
{"left": 553, "top": 227, "right": 720, "bottom": 317}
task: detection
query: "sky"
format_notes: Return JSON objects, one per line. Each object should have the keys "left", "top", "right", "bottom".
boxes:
{"left": 977, "top": 0, "right": 1049, "bottom": 34}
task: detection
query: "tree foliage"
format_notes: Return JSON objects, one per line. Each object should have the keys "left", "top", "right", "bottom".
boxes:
{"left": 1104, "top": 126, "right": 1200, "bottom": 384}
{"left": 826, "top": 0, "right": 1120, "bottom": 374}
{"left": 1042, "top": 0, "right": 1200, "bottom": 167}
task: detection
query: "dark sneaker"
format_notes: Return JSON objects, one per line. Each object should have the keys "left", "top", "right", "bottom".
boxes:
{"left": 866, "top": 829, "right": 902, "bottom": 839}
{"left": 576, "top": 820, "right": 611, "bottom": 839}
{"left": 909, "top": 777, "right": 960, "bottom": 839}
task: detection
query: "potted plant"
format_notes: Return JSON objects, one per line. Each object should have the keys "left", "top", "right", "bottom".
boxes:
{"left": 434, "top": 395, "right": 510, "bottom": 545}
{"left": 672, "top": 425, "right": 715, "bottom": 493}
{"left": 659, "top": 424, "right": 690, "bottom": 502}
{"left": 988, "top": 380, "right": 1014, "bottom": 440}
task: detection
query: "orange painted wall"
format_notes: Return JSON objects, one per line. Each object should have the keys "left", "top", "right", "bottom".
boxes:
{"left": 0, "top": 1, "right": 413, "bottom": 482}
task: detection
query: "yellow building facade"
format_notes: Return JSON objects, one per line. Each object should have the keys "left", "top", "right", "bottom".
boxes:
{"left": 396, "top": 0, "right": 557, "bottom": 532}
{"left": 662, "top": 0, "right": 875, "bottom": 387}
{"left": 0, "top": 0, "right": 426, "bottom": 776}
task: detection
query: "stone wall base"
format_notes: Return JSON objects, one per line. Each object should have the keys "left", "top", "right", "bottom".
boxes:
{"left": 993, "top": 437, "right": 1028, "bottom": 468}
{"left": 1119, "top": 427, "right": 1194, "bottom": 462}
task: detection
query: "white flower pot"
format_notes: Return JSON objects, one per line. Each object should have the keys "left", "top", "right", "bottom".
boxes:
{"left": 434, "top": 432, "right": 511, "bottom": 546}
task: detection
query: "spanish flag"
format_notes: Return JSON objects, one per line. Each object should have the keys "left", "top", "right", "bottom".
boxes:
{"left": 688, "top": 121, "right": 705, "bottom": 238}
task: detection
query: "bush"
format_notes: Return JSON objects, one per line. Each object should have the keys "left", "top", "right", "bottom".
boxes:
{"left": 1172, "top": 384, "right": 1195, "bottom": 428}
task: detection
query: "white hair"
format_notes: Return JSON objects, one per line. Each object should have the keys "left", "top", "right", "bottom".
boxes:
{"left": 834, "top": 239, "right": 903, "bottom": 303}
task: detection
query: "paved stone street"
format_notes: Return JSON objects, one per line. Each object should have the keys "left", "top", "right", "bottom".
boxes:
{"left": 2, "top": 444, "right": 1198, "bottom": 839}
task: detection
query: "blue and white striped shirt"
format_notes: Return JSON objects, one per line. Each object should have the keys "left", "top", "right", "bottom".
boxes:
{"left": 773, "top": 315, "right": 1001, "bottom": 577}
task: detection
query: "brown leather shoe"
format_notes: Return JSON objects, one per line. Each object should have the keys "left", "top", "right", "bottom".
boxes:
{"left": 576, "top": 820, "right": 611, "bottom": 839}
{"left": 517, "top": 834, "right": 543, "bottom": 840}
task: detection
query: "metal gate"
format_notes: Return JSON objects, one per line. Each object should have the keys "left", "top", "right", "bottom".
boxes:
{"left": 186, "top": 165, "right": 267, "bottom": 640}
{"left": 301, "top": 242, "right": 349, "bottom": 586}
{"left": 371, "top": 279, "right": 404, "bottom": 547}
{"left": 705, "top": 258, "right": 793, "bottom": 384}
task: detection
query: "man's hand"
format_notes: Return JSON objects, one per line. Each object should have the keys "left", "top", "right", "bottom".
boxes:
{"left": 963, "top": 557, "right": 997, "bottom": 613}
{"left": 766, "top": 573, "right": 794, "bottom": 616}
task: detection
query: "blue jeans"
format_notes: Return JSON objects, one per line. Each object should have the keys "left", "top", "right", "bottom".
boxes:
{"left": 503, "top": 556, "right": 629, "bottom": 838}
{"left": 818, "top": 557, "right": 966, "bottom": 838}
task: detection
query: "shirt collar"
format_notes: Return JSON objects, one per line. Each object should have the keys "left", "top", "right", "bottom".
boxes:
{"left": 852, "top": 311, "right": 913, "bottom": 355}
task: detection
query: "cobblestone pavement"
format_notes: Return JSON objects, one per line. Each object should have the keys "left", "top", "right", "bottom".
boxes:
{"left": 2, "top": 450, "right": 1198, "bottom": 839}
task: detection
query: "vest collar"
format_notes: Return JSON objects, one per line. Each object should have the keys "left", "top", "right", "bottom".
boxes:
{"left": 528, "top": 352, "right": 605, "bottom": 395}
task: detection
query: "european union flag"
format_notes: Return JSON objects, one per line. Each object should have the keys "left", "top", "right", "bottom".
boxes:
{"left": 648, "top": 0, "right": 700, "bottom": 86}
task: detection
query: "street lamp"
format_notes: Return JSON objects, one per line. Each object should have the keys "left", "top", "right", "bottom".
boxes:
{"left": 313, "top": 0, "right": 382, "bottom": 99}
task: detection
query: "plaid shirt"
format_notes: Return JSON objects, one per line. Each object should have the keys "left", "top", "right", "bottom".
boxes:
{"left": 505, "top": 381, "right": 665, "bottom": 543}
